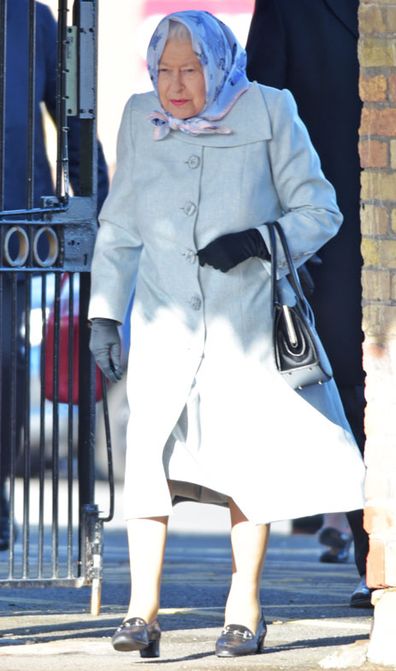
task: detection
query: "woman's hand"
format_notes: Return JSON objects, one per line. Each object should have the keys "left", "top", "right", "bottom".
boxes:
{"left": 89, "top": 318, "right": 123, "bottom": 383}
{"left": 197, "top": 228, "right": 269, "bottom": 272}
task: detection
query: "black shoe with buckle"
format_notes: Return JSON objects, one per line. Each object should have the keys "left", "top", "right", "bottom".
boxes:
{"left": 215, "top": 614, "right": 267, "bottom": 657}
{"left": 111, "top": 617, "right": 161, "bottom": 657}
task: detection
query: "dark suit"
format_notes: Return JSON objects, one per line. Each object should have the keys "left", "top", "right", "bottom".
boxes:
{"left": 246, "top": 0, "right": 368, "bottom": 575}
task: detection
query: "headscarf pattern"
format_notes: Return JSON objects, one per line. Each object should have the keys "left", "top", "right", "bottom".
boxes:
{"left": 146, "top": 10, "right": 250, "bottom": 140}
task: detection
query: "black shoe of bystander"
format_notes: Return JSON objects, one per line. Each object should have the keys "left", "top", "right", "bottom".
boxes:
{"left": 350, "top": 576, "right": 373, "bottom": 609}
{"left": 319, "top": 527, "right": 352, "bottom": 564}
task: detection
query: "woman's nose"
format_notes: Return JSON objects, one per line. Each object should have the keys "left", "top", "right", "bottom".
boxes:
{"left": 170, "top": 71, "right": 184, "bottom": 91}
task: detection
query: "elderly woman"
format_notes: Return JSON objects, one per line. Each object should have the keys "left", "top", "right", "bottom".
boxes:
{"left": 89, "top": 10, "right": 365, "bottom": 659}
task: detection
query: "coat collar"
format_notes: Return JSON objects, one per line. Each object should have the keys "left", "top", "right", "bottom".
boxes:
{"left": 138, "top": 83, "right": 272, "bottom": 147}
{"left": 323, "top": 0, "right": 358, "bottom": 38}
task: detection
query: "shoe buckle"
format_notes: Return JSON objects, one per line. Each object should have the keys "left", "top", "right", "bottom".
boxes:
{"left": 223, "top": 625, "right": 252, "bottom": 639}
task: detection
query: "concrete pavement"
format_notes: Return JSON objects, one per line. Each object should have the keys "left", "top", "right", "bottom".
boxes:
{"left": 0, "top": 495, "right": 379, "bottom": 670}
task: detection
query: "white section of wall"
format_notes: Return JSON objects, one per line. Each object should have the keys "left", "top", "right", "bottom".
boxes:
{"left": 97, "top": 0, "right": 146, "bottom": 169}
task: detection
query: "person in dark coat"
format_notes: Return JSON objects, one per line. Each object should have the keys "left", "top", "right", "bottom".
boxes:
{"left": 0, "top": 0, "right": 109, "bottom": 550}
{"left": 245, "top": 0, "right": 370, "bottom": 608}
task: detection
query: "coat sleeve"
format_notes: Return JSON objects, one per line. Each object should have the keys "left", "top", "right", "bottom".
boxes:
{"left": 256, "top": 87, "right": 343, "bottom": 273}
{"left": 88, "top": 97, "right": 142, "bottom": 323}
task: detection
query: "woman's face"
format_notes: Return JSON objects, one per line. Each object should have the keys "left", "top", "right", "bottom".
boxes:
{"left": 157, "top": 39, "right": 206, "bottom": 119}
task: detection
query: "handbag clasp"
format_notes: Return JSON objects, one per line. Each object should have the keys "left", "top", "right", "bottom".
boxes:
{"left": 282, "top": 305, "right": 298, "bottom": 347}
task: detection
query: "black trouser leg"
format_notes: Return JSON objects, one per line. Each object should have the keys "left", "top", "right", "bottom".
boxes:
{"left": 338, "top": 385, "right": 366, "bottom": 457}
{"left": 338, "top": 384, "right": 368, "bottom": 576}
{"left": 346, "top": 508, "right": 368, "bottom": 576}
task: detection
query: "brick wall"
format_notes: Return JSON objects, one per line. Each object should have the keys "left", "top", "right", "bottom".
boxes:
{"left": 358, "top": 0, "right": 396, "bottom": 588}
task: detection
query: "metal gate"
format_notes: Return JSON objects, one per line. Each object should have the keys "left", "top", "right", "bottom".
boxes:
{"left": 0, "top": 0, "right": 113, "bottom": 614}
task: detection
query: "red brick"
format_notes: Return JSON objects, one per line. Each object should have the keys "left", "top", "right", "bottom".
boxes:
{"left": 365, "top": 506, "right": 396, "bottom": 534}
{"left": 359, "top": 139, "right": 388, "bottom": 167}
{"left": 385, "top": 543, "right": 396, "bottom": 585}
{"left": 367, "top": 538, "right": 387, "bottom": 588}
{"left": 389, "top": 75, "right": 396, "bottom": 102}
{"left": 360, "top": 107, "right": 396, "bottom": 136}
{"left": 360, "top": 75, "right": 387, "bottom": 102}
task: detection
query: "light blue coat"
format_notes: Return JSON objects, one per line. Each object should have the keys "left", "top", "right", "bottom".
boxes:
{"left": 89, "top": 83, "right": 365, "bottom": 522}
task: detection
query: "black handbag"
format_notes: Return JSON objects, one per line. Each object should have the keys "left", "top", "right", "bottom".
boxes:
{"left": 267, "top": 221, "right": 333, "bottom": 389}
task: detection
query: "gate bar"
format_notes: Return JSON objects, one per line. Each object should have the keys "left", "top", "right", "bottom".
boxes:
{"left": 27, "top": 0, "right": 36, "bottom": 210}
{"left": 0, "top": 0, "right": 6, "bottom": 210}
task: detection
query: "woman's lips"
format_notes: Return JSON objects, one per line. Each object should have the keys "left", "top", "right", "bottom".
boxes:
{"left": 170, "top": 99, "right": 189, "bottom": 106}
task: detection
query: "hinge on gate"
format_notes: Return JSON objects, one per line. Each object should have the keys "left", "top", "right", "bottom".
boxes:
{"left": 66, "top": 0, "right": 96, "bottom": 120}
{"left": 76, "top": 1, "right": 96, "bottom": 119}
{"left": 65, "top": 26, "right": 78, "bottom": 117}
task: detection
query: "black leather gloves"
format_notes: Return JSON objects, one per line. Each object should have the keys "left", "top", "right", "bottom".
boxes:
{"left": 197, "top": 228, "right": 270, "bottom": 272}
{"left": 89, "top": 318, "right": 123, "bottom": 383}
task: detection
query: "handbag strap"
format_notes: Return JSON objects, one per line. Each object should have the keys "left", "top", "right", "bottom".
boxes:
{"left": 267, "top": 223, "right": 277, "bottom": 311}
{"left": 267, "top": 221, "right": 307, "bottom": 307}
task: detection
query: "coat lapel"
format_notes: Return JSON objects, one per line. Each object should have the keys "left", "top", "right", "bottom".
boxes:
{"left": 323, "top": 0, "right": 359, "bottom": 38}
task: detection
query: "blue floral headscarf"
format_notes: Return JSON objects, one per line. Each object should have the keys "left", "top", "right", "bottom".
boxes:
{"left": 146, "top": 10, "right": 251, "bottom": 140}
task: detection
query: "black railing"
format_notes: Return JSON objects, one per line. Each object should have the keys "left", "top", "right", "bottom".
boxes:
{"left": 0, "top": 0, "right": 113, "bottom": 614}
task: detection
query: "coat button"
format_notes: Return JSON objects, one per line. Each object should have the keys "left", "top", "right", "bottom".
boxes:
{"left": 182, "top": 201, "right": 197, "bottom": 216}
{"left": 186, "top": 155, "right": 200, "bottom": 169}
{"left": 189, "top": 295, "right": 202, "bottom": 310}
